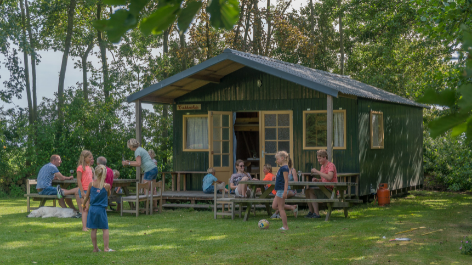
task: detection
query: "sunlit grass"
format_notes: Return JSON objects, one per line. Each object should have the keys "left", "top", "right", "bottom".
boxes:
{"left": 0, "top": 191, "right": 471, "bottom": 264}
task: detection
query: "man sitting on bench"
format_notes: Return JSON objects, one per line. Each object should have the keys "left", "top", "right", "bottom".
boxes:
{"left": 36, "top": 155, "right": 80, "bottom": 211}
{"left": 304, "top": 150, "right": 338, "bottom": 219}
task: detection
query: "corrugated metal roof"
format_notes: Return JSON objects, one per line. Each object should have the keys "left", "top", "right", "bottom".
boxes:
{"left": 127, "top": 48, "right": 427, "bottom": 108}
{"left": 225, "top": 49, "right": 427, "bottom": 108}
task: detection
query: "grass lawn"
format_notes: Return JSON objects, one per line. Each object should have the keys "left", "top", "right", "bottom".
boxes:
{"left": 1, "top": 190, "right": 471, "bottom": 264}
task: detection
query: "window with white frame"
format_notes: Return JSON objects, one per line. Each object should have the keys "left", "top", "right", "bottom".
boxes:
{"left": 183, "top": 115, "right": 209, "bottom": 151}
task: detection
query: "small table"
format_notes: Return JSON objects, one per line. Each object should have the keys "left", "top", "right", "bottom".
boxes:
{"left": 238, "top": 180, "right": 351, "bottom": 221}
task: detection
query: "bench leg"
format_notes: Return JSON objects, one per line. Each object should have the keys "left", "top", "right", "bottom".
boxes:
{"left": 344, "top": 208, "right": 348, "bottom": 218}
{"left": 244, "top": 203, "right": 252, "bottom": 221}
{"left": 39, "top": 199, "right": 47, "bottom": 208}
{"left": 325, "top": 203, "right": 332, "bottom": 221}
{"left": 27, "top": 196, "right": 31, "bottom": 213}
{"left": 231, "top": 202, "right": 235, "bottom": 220}
{"left": 265, "top": 203, "right": 272, "bottom": 217}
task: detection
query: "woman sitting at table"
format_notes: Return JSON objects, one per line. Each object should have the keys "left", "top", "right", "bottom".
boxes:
{"left": 229, "top": 159, "right": 252, "bottom": 198}
{"left": 270, "top": 157, "right": 298, "bottom": 219}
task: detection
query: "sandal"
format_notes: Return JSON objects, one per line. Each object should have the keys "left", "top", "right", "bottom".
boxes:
{"left": 104, "top": 249, "right": 115, "bottom": 252}
{"left": 279, "top": 227, "right": 288, "bottom": 230}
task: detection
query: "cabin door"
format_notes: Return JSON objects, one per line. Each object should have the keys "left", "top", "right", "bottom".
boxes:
{"left": 260, "top": 111, "right": 293, "bottom": 177}
{"left": 209, "top": 111, "right": 233, "bottom": 182}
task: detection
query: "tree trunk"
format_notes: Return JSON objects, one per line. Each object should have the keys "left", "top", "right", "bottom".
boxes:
{"left": 19, "top": 0, "right": 32, "bottom": 124}
{"left": 25, "top": 0, "right": 36, "bottom": 122}
{"left": 309, "top": 0, "right": 315, "bottom": 68}
{"left": 338, "top": 0, "right": 344, "bottom": 75}
{"left": 265, "top": 0, "right": 271, "bottom": 56}
{"left": 233, "top": 0, "right": 246, "bottom": 49}
{"left": 57, "top": 0, "right": 77, "bottom": 123}
{"left": 252, "top": 0, "right": 258, "bottom": 54}
{"left": 162, "top": 28, "right": 170, "bottom": 165}
{"left": 206, "top": 16, "right": 211, "bottom": 59}
{"left": 97, "top": 3, "right": 109, "bottom": 99}
{"left": 243, "top": 1, "right": 253, "bottom": 52}
{"left": 179, "top": 31, "right": 187, "bottom": 71}
{"left": 82, "top": 40, "right": 94, "bottom": 101}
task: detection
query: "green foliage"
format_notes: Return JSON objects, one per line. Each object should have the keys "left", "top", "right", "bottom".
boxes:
{"left": 461, "top": 236, "right": 472, "bottom": 255}
{"left": 95, "top": 0, "right": 240, "bottom": 43}
{"left": 423, "top": 131, "right": 472, "bottom": 191}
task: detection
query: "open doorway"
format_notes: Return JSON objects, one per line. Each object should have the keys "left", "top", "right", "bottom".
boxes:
{"left": 234, "top": 112, "right": 260, "bottom": 179}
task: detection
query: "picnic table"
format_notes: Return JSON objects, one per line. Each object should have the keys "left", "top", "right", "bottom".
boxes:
{"left": 233, "top": 180, "right": 355, "bottom": 221}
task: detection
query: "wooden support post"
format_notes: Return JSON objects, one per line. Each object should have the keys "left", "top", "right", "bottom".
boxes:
{"left": 327, "top": 95, "right": 333, "bottom": 162}
{"left": 135, "top": 100, "right": 142, "bottom": 182}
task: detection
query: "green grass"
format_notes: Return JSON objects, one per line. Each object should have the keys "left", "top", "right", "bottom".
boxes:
{"left": 1, "top": 191, "right": 471, "bottom": 264}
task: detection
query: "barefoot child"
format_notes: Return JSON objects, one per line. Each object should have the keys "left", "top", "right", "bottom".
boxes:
{"left": 82, "top": 165, "right": 114, "bottom": 252}
{"left": 272, "top": 151, "right": 293, "bottom": 230}
{"left": 77, "top": 150, "right": 94, "bottom": 231}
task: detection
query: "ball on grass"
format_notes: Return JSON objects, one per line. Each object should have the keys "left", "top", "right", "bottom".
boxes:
{"left": 258, "top": 219, "right": 270, "bottom": 229}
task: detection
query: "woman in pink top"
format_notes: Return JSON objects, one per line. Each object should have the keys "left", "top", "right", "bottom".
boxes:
{"left": 77, "top": 150, "right": 94, "bottom": 231}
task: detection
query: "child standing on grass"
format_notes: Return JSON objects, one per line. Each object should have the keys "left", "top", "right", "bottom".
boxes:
{"left": 77, "top": 150, "right": 94, "bottom": 231}
{"left": 272, "top": 151, "right": 291, "bottom": 230}
{"left": 82, "top": 165, "right": 114, "bottom": 252}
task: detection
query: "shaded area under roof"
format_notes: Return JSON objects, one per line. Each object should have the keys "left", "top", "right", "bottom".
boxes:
{"left": 127, "top": 49, "right": 428, "bottom": 108}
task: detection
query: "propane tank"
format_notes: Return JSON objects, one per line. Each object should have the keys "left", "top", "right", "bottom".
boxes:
{"left": 377, "top": 183, "right": 390, "bottom": 206}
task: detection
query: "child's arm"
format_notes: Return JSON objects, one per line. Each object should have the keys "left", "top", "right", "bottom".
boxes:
{"left": 105, "top": 183, "right": 111, "bottom": 197}
{"left": 82, "top": 182, "right": 93, "bottom": 210}
{"left": 283, "top": 171, "right": 289, "bottom": 199}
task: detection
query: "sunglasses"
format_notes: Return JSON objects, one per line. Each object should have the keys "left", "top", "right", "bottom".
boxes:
{"left": 238, "top": 165, "right": 244, "bottom": 168}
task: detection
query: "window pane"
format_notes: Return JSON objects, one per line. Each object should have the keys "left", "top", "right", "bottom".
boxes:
{"left": 334, "top": 112, "right": 344, "bottom": 147}
{"left": 278, "top": 128, "right": 290, "bottom": 140}
{"left": 186, "top": 117, "right": 208, "bottom": 149}
{"left": 222, "top": 128, "right": 229, "bottom": 140}
{"left": 213, "top": 141, "right": 221, "bottom": 154}
{"left": 265, "top": 128, "right": 276, "bottom": 140}
{"left": 265, "top": 114, "right": 276, "bottom": 126}
{"left": 213, "top": 127, "right": 221, "bottom": 141}
{"left": 222, "top": 155, "right": 229, "bottom": 167}
{"left": 278, "top": 114, "right": 290, "bottom": 126}
{"left": 278, "top": 141, "right": 290, "bottom": 152}
{"left": 222, "top": 115, "right": 229, "bottom": 127}
{"left": 265, "top": 155, "right": 277, "bottom": 167}
{"left": 265, "top": 141, "right": 276, "bottom": 153}
{"left": 213, "top": 155, "right": 221, "bottom": 167}
{"left": 305, "top": 113, "right": 327, "bottom": 147}
{"left": 372, "top": 114, "right": 379, "bottom": 146}
{"left": 222, "top": 141, "right": 229, "bottom": 153}
{"left": 213, "top": 114, "right": 221, "bottom": 127}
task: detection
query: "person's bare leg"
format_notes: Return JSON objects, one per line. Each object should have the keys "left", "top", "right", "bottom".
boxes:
{"left": 313, "top": 192, "right": 319, "bottom": 215}
{"left": 82, "top": 202, "right": 89, "bottom": 231}
{"left": 272, "top": 196, "right": 278, "bottom": 210}
{"left": 305, "top": 189, "right": 315, "bottom": 213}
{"left": 91, "top": 229, "right": 99, "bottom": 252}
{"left": 64, "top": 198, "right": 78, "bottom": 211}
{"left": 238, "top": 177, "right": 249, "bottom": 197}
{"left": 58, "top": 198, "right": 67, "bottom": 208}
{"left": 103, "top": 229, "right": 110, "bottom": 251}
{"left": 277, "top": 197, "right": 288, "bottom": 230}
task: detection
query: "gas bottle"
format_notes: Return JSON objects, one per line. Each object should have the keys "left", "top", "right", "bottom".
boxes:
{"left": 377, "top": 183, "right": 390, "bottom": 206}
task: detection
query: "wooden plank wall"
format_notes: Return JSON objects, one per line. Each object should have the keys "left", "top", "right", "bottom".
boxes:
{"left": 173, "top": 67, "right": 360, "bottom": 191}
{"left": 357, "top": 98, "right": 424, "bottom": 195}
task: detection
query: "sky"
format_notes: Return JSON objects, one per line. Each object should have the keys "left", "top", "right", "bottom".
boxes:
{"left": 0, "top": 0, "right": 306, "bottom": 112}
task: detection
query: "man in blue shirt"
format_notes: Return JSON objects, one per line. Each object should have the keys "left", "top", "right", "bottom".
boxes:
{"left": 37, "top": 155, "right": 80, "bottom": 211}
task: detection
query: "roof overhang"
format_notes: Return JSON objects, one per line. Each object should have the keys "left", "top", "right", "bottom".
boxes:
{"left": 126, "top": 50, "right": 339, "bottom": 104}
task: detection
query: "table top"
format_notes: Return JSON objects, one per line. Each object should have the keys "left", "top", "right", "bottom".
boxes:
{"left": 52, "top": 179, "right": 138, "bottom": 184}
{"left": 238, "top": 180, "right": 355, "bottom": 186}
{"left": 174, "top": 171, "right": 207, "bottom": 174}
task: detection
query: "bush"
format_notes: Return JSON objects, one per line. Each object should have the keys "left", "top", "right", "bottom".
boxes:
{"left": 423, "top": 132, "right": 472, "bottom": 191}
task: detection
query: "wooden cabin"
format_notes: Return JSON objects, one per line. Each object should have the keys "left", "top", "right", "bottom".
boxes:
{"left": 127, "top": 49, "right": 426, "bottom": 196}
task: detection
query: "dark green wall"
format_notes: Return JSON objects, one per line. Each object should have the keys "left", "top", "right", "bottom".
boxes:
{"left": 173, "top": 67, "right": 359, "bottom": 190}
{"left": 357, "top": 98, "right": 424, "bottom": 195}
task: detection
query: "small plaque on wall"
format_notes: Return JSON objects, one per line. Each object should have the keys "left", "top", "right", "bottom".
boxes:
{"left": 177, "top": 104, "right": 201, "bottom": 110}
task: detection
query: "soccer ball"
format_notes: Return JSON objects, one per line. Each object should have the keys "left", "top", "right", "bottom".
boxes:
{"left": 258, "top": 219, "right": 270, "bottom": 229}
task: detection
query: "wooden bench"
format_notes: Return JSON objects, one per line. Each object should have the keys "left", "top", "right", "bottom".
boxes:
{"left": 24, "top": 179, "right": 75, "bottom": 213}
{"left": 214, "top": 180, "right": 360, "bottom": 221}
